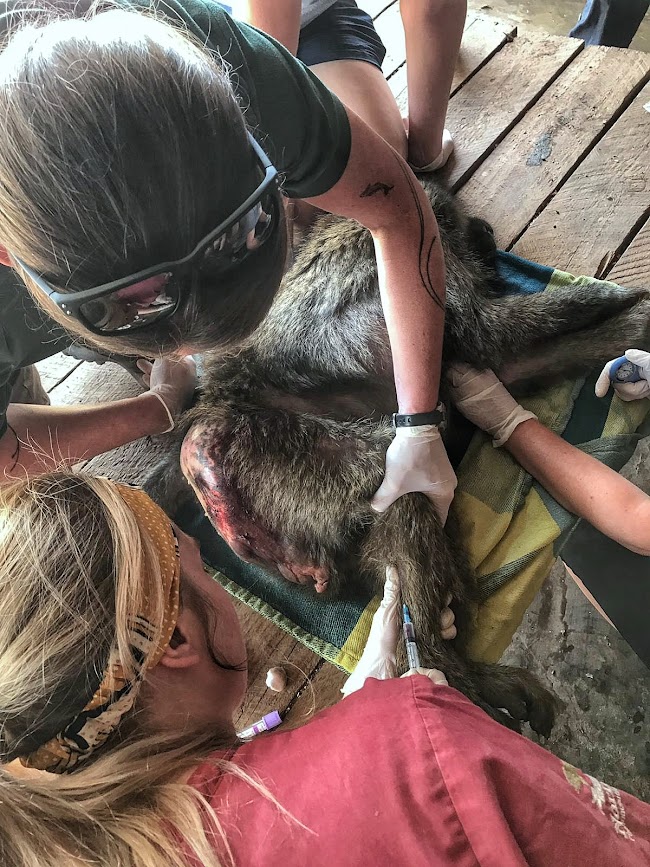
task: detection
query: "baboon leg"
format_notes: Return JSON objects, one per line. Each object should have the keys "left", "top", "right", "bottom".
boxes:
{"left": 447, "top": 283, "right": 648, "bottom": 371}
{"left": 499, "top": 297, "right": 650, "bottom": 390}
{"left": 360, "top": 496, "right": 558, "bottom": 736}
{"left": 181, "top": 406, "right": 558, "bottom": 734}
{"left": 466, "top": 661, "right": 559, "bottom": 738}
{"left": 465, "top": 217, "right": 497, "bottom": 262}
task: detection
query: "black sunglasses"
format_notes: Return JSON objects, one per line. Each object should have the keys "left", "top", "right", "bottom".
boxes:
{"left": 13, "top": 131, "right": 279, "bottom": 336}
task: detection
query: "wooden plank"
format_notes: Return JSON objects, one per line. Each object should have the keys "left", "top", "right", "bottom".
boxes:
{"left": 512, "top": 81, "right": 650, "bottom": 275}
{"left": 234, "top": 600, "right": 323, "bottom": 729}
{"left": 281, "top": 660, "right": 347, "bottom": 731}
{"left": 504, "top": 558, "right": 650, "bottom": 802}
{"left": 606, "top": 217, "right": 650, "bottom": 287}
{"left": 35, "top": 352, "right": 82, "bottom": 392}
{"left": 451, "top": 15, "right": 517, "bottom": 95}
{"left": 390, "top": 15, "right": 518, "bottom": 108}
{"left": 442, "top": 34, "right": 582, "bottom": 191}
{"left": 457, "top": 46, "right": 650, "bottom": 250}
{"left": 81, "top": 432, "right": 174, "bottom": 483}
{"left": 48, "top": 359, "right": 140, "bottom": 406}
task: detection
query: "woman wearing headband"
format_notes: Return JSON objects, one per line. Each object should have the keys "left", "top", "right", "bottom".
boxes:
{"left": 0, "top": 1, "right": 455, "bottom": 524}
{"left": 0, "top": 470, "right": 649, "bottom": 866}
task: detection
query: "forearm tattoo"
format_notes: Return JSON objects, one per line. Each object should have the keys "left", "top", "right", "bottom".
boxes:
{"left": 387, "top": 153, "right": 445, "bottom": 312}
{"left": 360, "top": 181, "right": 394, "bottom": 197}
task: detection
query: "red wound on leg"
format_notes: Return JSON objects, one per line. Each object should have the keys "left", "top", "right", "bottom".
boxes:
{"left": 181, "top": 423, "right": 332, "bottom": 592}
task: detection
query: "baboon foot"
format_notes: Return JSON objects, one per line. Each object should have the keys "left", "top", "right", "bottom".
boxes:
{"left": 466, "top": 216, "right": 497, "bottom": 261}
{"left": 466, "top": 661, "right": 559, "bottom": 738}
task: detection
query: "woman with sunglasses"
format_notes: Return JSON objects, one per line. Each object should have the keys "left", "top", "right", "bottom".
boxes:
{"left": 0, "top": 1, "right": 455, "bottom": 522}
{"left": 1, "top": 468, "right": 649, "bottom": 867}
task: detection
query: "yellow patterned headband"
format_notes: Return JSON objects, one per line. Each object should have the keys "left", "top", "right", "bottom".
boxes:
{"left": 21, "top": 484, "right": 180, "bottom": 774}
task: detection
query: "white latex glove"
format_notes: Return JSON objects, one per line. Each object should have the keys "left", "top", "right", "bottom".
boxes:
{"left": 137, "top": 356, "right": 197, "bottom": 433}
{"left": 446, "top": 362, "right": 536, "bottom": 447}
{"left": 595, "top": 350, "right": 650, "bottom": 402}
{"left": 341, "top": 566, "right": 452, "bottom": 697}
{"left": 370, "top": 425, "right": 457, "bottom": 524}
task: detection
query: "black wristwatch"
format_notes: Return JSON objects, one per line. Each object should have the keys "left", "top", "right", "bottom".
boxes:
{"left": 393, "top": 402, "right": 446, "bottom": 428}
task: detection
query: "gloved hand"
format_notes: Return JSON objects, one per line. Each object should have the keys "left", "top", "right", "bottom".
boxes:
{"left": 446, "top": 362, "right": 536, "bottom": 447}
{"left": 371, "top": 425, "right": 457, "bottom": 524}
{"left": 137, "top": 356, "right": 197, "bottom": 433}
{"left": 595, "top": 349, "right": 650, "bottom": 402}
{"left": 341, "top": 566, "right": 452, "bottom": 697}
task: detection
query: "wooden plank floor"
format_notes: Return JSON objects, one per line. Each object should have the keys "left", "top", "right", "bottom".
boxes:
{"left": 37, "top": 9, "right": 650, "bottom": 795}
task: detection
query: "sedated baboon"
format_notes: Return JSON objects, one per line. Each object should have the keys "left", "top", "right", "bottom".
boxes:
{"left": 145, "top": 174, "right": 650, "bottom": 737}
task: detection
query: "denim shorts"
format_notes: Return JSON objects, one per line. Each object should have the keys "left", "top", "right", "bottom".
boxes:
{"left": 297, "top": 0, "right": 387, "bottom": 69}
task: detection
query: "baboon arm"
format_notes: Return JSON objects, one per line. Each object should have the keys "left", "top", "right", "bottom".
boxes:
{"left": 506, "top": 418, "right": 650, "bottom": 556}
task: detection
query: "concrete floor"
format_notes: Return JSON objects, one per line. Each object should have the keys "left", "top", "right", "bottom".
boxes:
{"left": 468, "top": 0, "right": 650, "bottom": 51}
{"left": 504, "top": 437, "right": 650, "bottom": 801}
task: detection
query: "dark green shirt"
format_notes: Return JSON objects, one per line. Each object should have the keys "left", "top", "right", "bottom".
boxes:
{"left": 0, "top": 0, "right": 352, "bottom": 434}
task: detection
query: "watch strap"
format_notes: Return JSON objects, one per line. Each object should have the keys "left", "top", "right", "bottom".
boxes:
{"left": 393, "top": 403, "right": 446, "bottom": 428}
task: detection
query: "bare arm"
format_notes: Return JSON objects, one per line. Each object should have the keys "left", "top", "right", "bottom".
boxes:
{"left": 241, "top": 0, "right": 302, "bottom": 53}
{"left": 505, "top": 419, "right": 650, "bottom": 557}
{"left": 0, "top": 394, "right": 173, "bottom": 480}
{"left": 448, "top": 363, "right": 650, "bottom": 556}
{"left": 307, "top": 109, "right": 445, "bottom": 415}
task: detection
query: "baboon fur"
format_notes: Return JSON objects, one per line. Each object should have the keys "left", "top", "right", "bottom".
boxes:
{"left": 146, "top": 174, "right": 650, "bottom": 737}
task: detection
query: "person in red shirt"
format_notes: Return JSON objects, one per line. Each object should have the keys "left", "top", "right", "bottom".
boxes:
{"left": 1, "top": 362, "right": 650, "bottom": 867}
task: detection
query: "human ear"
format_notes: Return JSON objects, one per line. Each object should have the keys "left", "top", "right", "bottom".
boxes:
{"left": 156, "top": 609, "right": 202, "bottom": 670}
{"left": 0, "top": 246, "right": 12, "bottom": 267}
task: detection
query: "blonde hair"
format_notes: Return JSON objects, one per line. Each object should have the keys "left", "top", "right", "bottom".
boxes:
{"left": 0, "top": 472, "right": 264, "bottom": 867}
{"left": 0, "top": 5, "right": 287, "bottom": 357}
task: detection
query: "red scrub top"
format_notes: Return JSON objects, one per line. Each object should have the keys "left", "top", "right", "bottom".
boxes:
{"left": 189, "top": 677, "right": 650, "bottom": 866}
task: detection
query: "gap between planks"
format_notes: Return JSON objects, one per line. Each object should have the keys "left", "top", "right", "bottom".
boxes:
{"left": 35, "top": 352, "right": 82, "bottom": 392}
{"left": 605, "top": 216, "right": 650, "bottom": 288}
